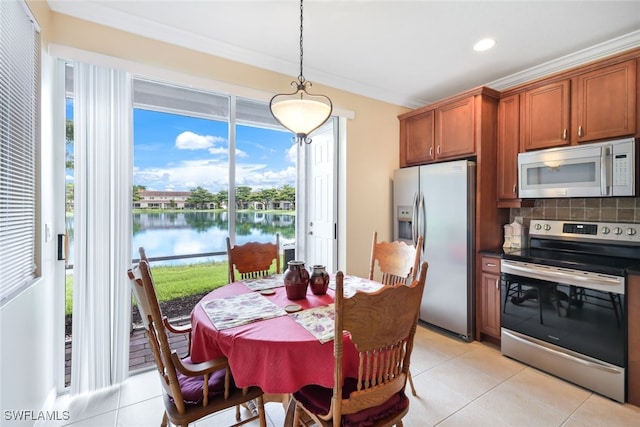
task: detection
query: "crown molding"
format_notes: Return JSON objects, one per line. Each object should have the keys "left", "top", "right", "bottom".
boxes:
{"left": 487, "top": 30, "right": 640, "bottom": 91}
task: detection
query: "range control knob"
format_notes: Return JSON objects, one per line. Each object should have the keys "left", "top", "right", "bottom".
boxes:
{"left": 534, "top": 223, "right": 542, "bottom": 230}
{"left": 544, "top": 224, "right": 551, "bottom": 231}
{"left": 601, "top": 226, "right": 610, "bottom": 235}
{"left": 627, "top": 228, "right": 637, "bottom": 236}
{"left": 614, "top": 227, "right": 623, "bottom": 235}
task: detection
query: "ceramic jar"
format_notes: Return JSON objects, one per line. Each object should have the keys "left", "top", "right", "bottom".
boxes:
{"left": 309, "top": 265, "right": 330, "bottom": 295}
{"left": 284, "top": 260, "right": 310, "bottom": 300}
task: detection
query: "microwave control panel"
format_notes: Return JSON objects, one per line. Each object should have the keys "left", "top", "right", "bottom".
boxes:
{"left": 610, "top": 138, "right": 635, "bottom": 195}
{"left": 613, "top": 153, "right": 631, "bottom": 186}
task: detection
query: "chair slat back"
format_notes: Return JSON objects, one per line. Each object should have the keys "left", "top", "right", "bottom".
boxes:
{"left": 369, "top": 231, "right": 423, "bottom": 286}
{"left": 226, "top": 234, "right": 280, "bottom": 283}
{"left": 334, "top": 262, "right": 428, "bottom": 420}
{"left": 127, "top": 260, "right": 186, "bottom": 413}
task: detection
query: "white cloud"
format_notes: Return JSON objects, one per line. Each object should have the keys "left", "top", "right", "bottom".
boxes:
{"left": 134, "top": 161, "right": 296, "bottom": 193}
{"left": 175, "top": 131, "right": 225, "bottom": 150}
{"left": 207, "top": 146, "right": 248, "bottom": 158}
{"left": 208, "top": 146, "right": 227, "bottom": 155}
{"left": 286, "top": 144, "right": 297, "bottom": 163}
{"left": 135, "top": 130, "right": 296, "bottom": 193}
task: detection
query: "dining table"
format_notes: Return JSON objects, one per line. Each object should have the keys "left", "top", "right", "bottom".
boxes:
{"left": 189, "top": 273, "right": 384, "bottom": 395}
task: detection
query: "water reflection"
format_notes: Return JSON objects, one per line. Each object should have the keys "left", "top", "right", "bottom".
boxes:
{"left": 66, "top": 211, "right": 295, "bottom": 265}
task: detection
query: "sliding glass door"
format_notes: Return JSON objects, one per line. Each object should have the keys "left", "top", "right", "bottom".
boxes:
{"left": 58, "top": 67, "right": 337, "bottom": 386}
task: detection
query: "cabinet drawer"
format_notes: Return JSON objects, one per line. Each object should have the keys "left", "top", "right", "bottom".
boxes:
{"left": 481, "top": 256, "right": 501, "bottom": 274}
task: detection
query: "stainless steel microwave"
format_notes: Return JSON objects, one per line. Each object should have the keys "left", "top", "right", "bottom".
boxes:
{"left": 518, "top": 137, "right": 637, "bottom": 198}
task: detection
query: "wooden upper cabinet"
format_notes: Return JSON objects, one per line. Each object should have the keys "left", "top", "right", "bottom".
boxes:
{"left": 520, "top": 59, "right": 637, "bottom": 151}
{"left": 497, "top": 94, "right": 521, "bottom": 205}
{"left": 399, "top": 87, "right": 499, "bottom": 167}
{"left": 436, "top": 96, "right": 475, "bottom": 158}
{"left": 400, "top": 110, "right": 435, "bottom": 166}
{"left": 573, "top": 59, "right": 637, "bottom": 143}
{"left": 521, "top": 80, "right": 571, "bottom": 151}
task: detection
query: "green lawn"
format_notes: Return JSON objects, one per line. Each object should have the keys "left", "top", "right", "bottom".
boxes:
{"left": 65, "top": 261, "right": 230, "bottom": 316}
{"left": 65, "top": 258, "right": 282, "bottom": 316}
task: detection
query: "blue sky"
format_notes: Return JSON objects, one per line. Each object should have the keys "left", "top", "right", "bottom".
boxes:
{"left": 67, "top": 100, "right": 297, "bottom": 194}
{"left": 133, "top": 109, "right": 297, "bottom": 194}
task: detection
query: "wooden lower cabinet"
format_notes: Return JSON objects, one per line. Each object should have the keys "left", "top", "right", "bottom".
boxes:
{"left": 479, "top": 255, "right": 501, "bottom": 343}
{"left": 629, "top": 274, "right": 640, "bottom": 406}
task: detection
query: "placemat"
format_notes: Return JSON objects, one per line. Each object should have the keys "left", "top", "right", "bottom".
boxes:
{"left": 200, "top": 292, "right": 287, "bottom": 330}
{"left": 328, "top": 276, "right": 384, "bottom": 297}
{"left": 289, "top": 304, "right": 335, "bottom": 344}
{"left": 242, "top": 274, "right": 285, "bottom": 291}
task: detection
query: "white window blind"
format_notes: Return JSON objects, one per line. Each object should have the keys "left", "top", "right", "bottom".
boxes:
{"left": 132, "top": 77, "right": 282, "bottom": 130}
{"left": 0, "top": 0, "right": 40, "bottom": 304}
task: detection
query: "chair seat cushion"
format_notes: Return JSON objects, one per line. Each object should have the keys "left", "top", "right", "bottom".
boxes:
{"left": 176, "top": 357, "right": 229, "bottom": 405}
{"left": 293, "top": 377, "right": 409, "bottom": 427}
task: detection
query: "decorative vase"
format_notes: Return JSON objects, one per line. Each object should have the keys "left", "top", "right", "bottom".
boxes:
{"left": 284, "top": 260, "right": 310, "bottom": 300}
{"left": 309, "top": 265, "right": 330, "bottom": 295}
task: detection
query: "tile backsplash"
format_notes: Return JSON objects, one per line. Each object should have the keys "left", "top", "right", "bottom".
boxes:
{"left": 509, "top": 197, "right": 640, "bottom": 225}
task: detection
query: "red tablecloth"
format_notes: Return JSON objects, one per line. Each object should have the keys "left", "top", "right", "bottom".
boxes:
{"left": 190, "top": 280, "right": 362, "bottom": 394}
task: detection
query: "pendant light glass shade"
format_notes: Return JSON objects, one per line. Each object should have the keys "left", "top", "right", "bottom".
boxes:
{"left": 269, "top": 0, "right": 332, "bottom": 144}
{"left": 270, "top": 83, "right": 332, "bottom": 142}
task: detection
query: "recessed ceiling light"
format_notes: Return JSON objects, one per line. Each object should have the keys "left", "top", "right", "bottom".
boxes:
{"left": 473, "top": 38, "right": 496, "bottom": 52}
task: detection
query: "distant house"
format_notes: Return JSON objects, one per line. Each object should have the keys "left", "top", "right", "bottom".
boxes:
{"left": 236, "top": 200, "right": 294, "bottom": 210}
{"left": 134, "top": 190, "right": 292, "bottom": 210}
{"left": 134, "top": 190, "right": 216, "bottom": 209}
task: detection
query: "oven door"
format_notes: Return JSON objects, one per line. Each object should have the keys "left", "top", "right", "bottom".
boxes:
{"left": 501, "top": 260, "right": 626, "bottom": 367}
{"left": 500, "top": 259, "right": 626, "bottom": 402}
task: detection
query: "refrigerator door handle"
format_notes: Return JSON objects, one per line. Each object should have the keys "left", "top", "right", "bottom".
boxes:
{"left": 417, "top": 192, "right": 425, "bottom": 250}
{"left": 411, "top": 192, "right": 419, "bottom": 244}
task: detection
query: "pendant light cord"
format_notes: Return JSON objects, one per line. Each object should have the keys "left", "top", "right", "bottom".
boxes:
{"left": 298, "top": 0, "right": 305, "bottom": 84}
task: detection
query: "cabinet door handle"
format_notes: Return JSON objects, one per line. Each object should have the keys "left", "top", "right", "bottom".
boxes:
{"left": 495, "top": 279, "right": 499, "bottom": 289}
{"left": 578, "top": 126, "right": 583, "bottom": 137}
{"left": 429, "top": 147, "right": 433, "bottom": 156}
{"left": 486, "top": 263, "right": 497, "bottom": 267}
{"left": 562, "top": 129, "right": 568, "bottom": 140}
{"left": 513, "top": 184, "right": 517, "bottom": 194}
{"left": 437, "top": 146, "right": 441, "bottom": 154}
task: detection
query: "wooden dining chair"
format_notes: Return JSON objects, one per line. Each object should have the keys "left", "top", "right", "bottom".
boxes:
{"left": 368, "top": 232, "right": 423, "bottom": 397}
{"left": 288, "top": 262, "right": 429, "bottom": 427}
{"left": 369, "top": 231, "right": 423, "bottom": 286}
{"left": 137, "top": 247, "right": 193, "bottom": 353}
{"left": 226, "top": 234, "right": 281, "bottom": 283}
{"left": 128, "top": 259, "right": 267, "bottom": 427}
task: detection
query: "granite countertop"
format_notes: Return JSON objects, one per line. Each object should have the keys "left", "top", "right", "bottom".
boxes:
{"left": 479, "top": 247, "right": 513, "bottom": 257}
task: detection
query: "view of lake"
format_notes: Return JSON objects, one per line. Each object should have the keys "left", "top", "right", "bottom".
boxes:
{"left": 65, "top": 211, "right": 295, "bottom": 266}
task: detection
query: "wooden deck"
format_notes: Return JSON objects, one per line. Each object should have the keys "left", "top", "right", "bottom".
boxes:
{"left": 64, "top": 317, "right": 191, "bottom": 387}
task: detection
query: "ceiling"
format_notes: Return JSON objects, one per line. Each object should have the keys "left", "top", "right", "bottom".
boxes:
{"left": 47, "top": 1, "right": 640, "bottom": 109}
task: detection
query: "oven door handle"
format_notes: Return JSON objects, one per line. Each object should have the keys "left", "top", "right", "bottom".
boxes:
{"left": 502, "top": 262, "right": 623, "bottom": 288}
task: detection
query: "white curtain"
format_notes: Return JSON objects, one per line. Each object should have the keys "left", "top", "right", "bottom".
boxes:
{"left": 71, "top": 63, "right": 132, "bottom": 394}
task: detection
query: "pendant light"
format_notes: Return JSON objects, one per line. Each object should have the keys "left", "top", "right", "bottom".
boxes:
{"left": 269, "top": 0, "right": 332, "bottom": 145}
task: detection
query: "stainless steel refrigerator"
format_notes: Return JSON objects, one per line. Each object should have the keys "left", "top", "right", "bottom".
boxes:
{"left": 393, "top": 160, "right": 476, "bottom": 341}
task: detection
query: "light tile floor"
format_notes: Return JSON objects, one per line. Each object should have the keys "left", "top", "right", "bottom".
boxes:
{"left": 51, "top": 324, "right": 640, "bottom": 426}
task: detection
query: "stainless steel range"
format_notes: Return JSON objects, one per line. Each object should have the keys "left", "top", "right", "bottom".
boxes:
{"left": 501, "top": 219, "right": 640, "bottom": 403}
